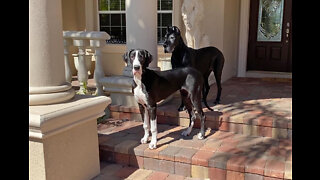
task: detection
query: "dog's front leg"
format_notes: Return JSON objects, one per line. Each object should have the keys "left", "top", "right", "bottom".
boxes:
{"left": 139, "top": 103, "right": 150, "bottom": 144}
{"left": 148, "top": 106, "right": 157, "bottom": 149}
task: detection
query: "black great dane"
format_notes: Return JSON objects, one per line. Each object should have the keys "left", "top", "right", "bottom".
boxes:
{"left": 163, "top": 26, "right": 225, "bottom": 111}
{"left": 123, "top": 49, "right": 207, "bottom": 149}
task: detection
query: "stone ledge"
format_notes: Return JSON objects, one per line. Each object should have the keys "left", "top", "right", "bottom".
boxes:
{"left": 29, "top": 95, "right": 111, "bottom": 139}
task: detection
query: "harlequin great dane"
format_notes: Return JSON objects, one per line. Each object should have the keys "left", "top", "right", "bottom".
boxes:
{"left": 163, "top": 26, "right": 225, "bottom": 111}
{"left": 123, "top": 49, "right": 207, "bottom": 149}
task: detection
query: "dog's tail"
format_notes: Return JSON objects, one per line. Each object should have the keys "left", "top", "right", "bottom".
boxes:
{"left": 203, "top": 98, "right": 214, "bottom": 111}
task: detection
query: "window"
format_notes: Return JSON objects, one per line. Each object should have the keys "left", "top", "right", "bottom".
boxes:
{"left": 157, "top": 0, "right": 173, "bottom": 43}
{"left": 98, "top": 0, "right": 126, "bottom": 44}
{"left": 98, "top": 0, "right": 173, "bottom": 44}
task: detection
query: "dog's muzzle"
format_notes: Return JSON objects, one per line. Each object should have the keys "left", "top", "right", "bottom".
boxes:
{"left": 163, "top": 44, "right": 169, "bottom": 53}
{"left": 134, "top": 65, "right": 140, "bottom": 71}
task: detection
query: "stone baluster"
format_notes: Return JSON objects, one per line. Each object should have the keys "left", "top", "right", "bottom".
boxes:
{"left": 64, "top": 38, "right": 73, "bottom": 83}
{"left": 91, "top": 40, "right": 105, "bottom": 95}
{"left": 73, "top": 39, "right": 89, "bottom": 94}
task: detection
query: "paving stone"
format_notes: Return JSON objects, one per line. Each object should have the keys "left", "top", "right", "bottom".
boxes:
{"left": 174, "top": 161, "right": 191, "bottom": 177}
{"left": 208, "top": 152, "right": 233, "bottom": 169}
{"left": 192, "top": 150, "right": 215, "bottom": 167}
{"left": 159, "top": 146, "right": 182, "bottom": 161}
{"left": 245, "top": 158, "right": 267, "bottom": 175}
{"left": 129, "top": 155, "right": 144, "bottom": 168}
{"left": 165, "top": 174, "right": 185, "bottom": 180}
{"left": 244, "top": 173, "right": 263, "bottom": 180}
{"left": 191, "top": 165, "right": 209, "bottom": 179}
{"left": 226, "top": 170, "right": 244, "bottom": 180}
{"left": 264, "top": 159, "right": 285, "bottom": 179}
{"left": 146, "top": 171, "right": 169, "bottom": 180}
{"left": 175, "top": 147, "right": 198, "bottom": 164}
{"left": 226, "top": 154, "right": 247, "bottom": 172}
{"left": 114, "top": 139, "right": 140, "bottom": 154}
{"left": 113, "top": 166, "right": 138, "bottom": 179}
{"left": 159, "top": 159, "right": 175, "bottom": 174}
{"left": 114, "top": 152, "right": 130, "bottom": 166}
{"left": 144, "top": 144, "right": 169, "bottom": 159}
{"left": 126, "top": 169, "right": 153, "bottom": 180}
{"left": 144, "top": 157, "right": 160, "bottom": 171}
{"left": 284, "top": 161, "right": 292, "bottom": 180}
{"left": 208, "top": 167, "right": 227, "bottom": 180}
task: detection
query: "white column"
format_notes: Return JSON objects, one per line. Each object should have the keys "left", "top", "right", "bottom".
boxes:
{"left": 64, "top": 38, "right": 73, "bottom": 83}
{"left": 29, "top": 0, "right": 75, "bottom": 105}
{"left": 237, "top": 0, "right": 250, "bottom": 77}
{"left": 125, "top": 0, "right": 159, "bottom": 71}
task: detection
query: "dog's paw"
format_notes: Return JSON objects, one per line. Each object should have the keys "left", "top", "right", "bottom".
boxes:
{"left": 148, "top": 141, "right": 157, "bottom": 149}
{"left": 181, "top": 130, "right": 190, "bottom": 137}
{"left": 197, "top": 133, "right": 204, "bottom": 140}
{"left": 141, "top": 137, "right": 148, "bottom": 144}
{"left": 178, "top": 106, "right": 186, "bottom": 112}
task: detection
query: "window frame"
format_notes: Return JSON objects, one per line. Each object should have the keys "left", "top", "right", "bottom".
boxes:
{"left": 97, "top": 0, "right": 174, "bottom": 44}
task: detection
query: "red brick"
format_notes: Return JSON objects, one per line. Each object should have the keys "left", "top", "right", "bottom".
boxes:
{"left": 174, "top": 161, "right": 191, "bottom": 177}
{"left": 208, "top": 152, "right": 233, "bottom": 169}
{"left": 244, "top": 173, "right": 264, "bottom": 180}
{"left": 109, "top": 105, "right": 120, "bottom": 112}
{"left": 192, "top": 150, "right": 215, "bottom": 166}
{"left": 258, "top": 116, "right": 274, "bottom": 127}
{"left": 165, "top": 174, "right": 185, "bottom": 180}
{"left": 146, "top": 171, "right": 169, "bottom": 180}
{"left": 119, "top": 105, "right": 131, "bottom": 112}
{"left": 144, "top": 144, "right": 169, "bottom": 159}
{"left": 226, "top": 155, "right": 247, "bottom": 172}
{"left": 208, "top": 167, "right": 227, "bottom": 180}
{"left": 174, "top": 148, "right": 197, "bottom": 164}
{"left": 201, "top": 139, "right": 222, "bottom": 152}
{"left": 129, "top": 155, "right": 144, "bottom": 168}
{"left": 130, "top": 106, "right": 141, "bottom": 113}
{"left": 258, "top": 126, "right": 272, "bottom": 137}
{"left": 245, "top": 158, "right": 266, "bottom": 175}
{"left": 219, "top": 121, "right": 230, "bottom": 131}
{"left": 264, "top": 176, "right": 283, "bottom": 180}
{"left": 110, "top": 111, "right": 120, "bottom": 119}
{"left": 144, "top": 157, "right": 160, "bottom": 171}
{"left": 113, "top": 166, "right": 138, "bottom": 179}
{"left": 264, "top": 159, "right": 285, "bottom": 179}
{"left": 99, "top": 149, "right": 114, "bottom": 163}
{"left": 119, "top": 112, "right": 131, "bottom": 120}
{"left": 159, "top": 159, "right": 175, "bottom": 174}
{"left": 226, "top": 170, "right": 244, "bottom": 180}
{"left": 159, "top": 146, "right": 181, "bottom": 161}
{"left": 114, "top": 152, "right": 130, "bottom": 166}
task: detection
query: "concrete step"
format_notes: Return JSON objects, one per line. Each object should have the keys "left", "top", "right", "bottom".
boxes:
{"left": 97, "top": 120, "right": 292, "bottom": 180}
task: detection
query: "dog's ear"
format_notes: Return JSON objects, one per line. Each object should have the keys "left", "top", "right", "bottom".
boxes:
{"left": 172, "top": 26, "right": 180, "bottom": 35}
{"left": 166, "top": 26, "right": 170, "bottom": 33}
{"left": 122, "top": 49, "right": 134, "bottom": 64}
{"left": 144, "top": 50, "right": 153, "bottom": 66}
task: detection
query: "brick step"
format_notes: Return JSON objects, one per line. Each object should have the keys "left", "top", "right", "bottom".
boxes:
{"left": 92, "top": 162, "right": 202, "bottom": 180}
{"left": 108, "top": 99, "right": 292, "bottom": 140}
{"left": 97, "top": 120, "right": 292, "bottom": 180}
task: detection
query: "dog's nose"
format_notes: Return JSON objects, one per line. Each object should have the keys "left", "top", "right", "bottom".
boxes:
{"left": 163, "top": 43, "right": 167, "bottom": 48}
{"left": 133, "top": 65, "right": 140, "bottom": 70}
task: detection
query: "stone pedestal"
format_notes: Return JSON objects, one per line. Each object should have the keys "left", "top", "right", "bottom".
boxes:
{"left": 29, "top": 95, "right": 111, "bottom": 180}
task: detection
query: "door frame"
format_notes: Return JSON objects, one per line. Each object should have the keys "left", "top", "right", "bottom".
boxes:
{"left": 237, "top": 0, "right": 292, "bottom": 78}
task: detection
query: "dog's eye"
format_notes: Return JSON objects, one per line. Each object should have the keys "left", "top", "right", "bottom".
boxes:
{"left": 170, "top": 36, "right": 175, "bottom": 40}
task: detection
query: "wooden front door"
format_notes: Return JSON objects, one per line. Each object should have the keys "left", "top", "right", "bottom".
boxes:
{"left": 247, "top": 0, "right": 292, "bottom": 72}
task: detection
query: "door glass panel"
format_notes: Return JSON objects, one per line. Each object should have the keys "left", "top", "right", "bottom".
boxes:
{"left": 257, "top": 0, "right": 284, "bottom": 42}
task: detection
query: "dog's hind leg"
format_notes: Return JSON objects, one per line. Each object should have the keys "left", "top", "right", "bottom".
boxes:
{"left": 191, "top": 90, "right": 206, "bottom": 139}
{"left": 213, "top": 54, "right": 224, "bottom": 105}
{"left": 180, "top": 90, "right": 196, "bottom": 137}
{"left": 202, "top": 72, "right": 213, "bottom": 111}
{"left": 139, "top": 103, "right": 150, "bottom": 144}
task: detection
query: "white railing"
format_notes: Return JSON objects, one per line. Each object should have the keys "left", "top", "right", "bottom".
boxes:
{"left": 63, "top": 31, "right": 110, "bottom": 95}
